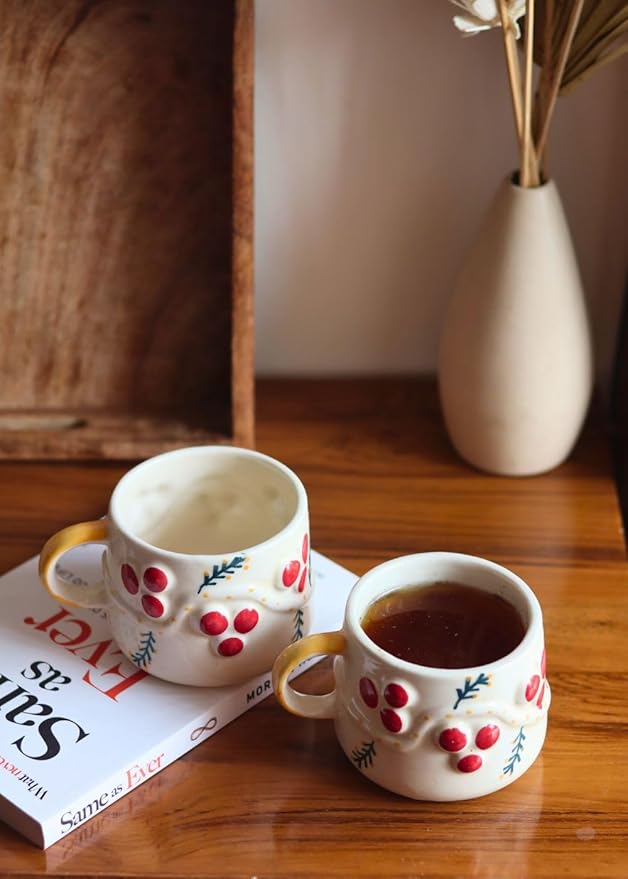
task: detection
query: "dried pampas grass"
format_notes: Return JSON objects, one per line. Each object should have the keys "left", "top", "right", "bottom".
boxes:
{"left": 534, "top": 1, "right": 628, "bottom": 162}
{"left": 450, "top": 0, "right": 628, "bottom": 186}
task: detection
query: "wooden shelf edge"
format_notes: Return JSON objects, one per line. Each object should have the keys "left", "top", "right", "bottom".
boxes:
{"left": 0, "top": 412, "right": 237, "bottom": 461}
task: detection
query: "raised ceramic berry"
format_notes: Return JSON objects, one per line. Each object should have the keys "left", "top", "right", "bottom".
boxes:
{"left": 200, "top": 611, "right": 229, "bottom": 636}
{"left": 121, "top": 564, "right": 139, "bottom": 595}
{"left": 438, "top": 727, "right": 468, "bottom": 752}
{"left": 282, "top": 560, "right": 300, "bottom": 587}
{"left": 475, "top": 724, "right": 500, "bottom": 750}
{"left": 233, "top": 608, "right": 259, "bottom": 634}
{"left": 141, "top": 594, "right": 165, "bottom": 619}
{"left": 297, "top": 568, "right": 308, "bottom": 593}
{"left": 541, "top": 647, "right": 547, "bottom": 678}
{"left": 457, "top": 754, "right": 482, "bottom": 773}
{"left": 359, "top": 677, "right": 378, "bottom": 708}
{"left": 143, "top": 567, "right": 168, "bottom": 592}
{"left": 536, "top": 681, "right": 546, "bottom": 708}
{"left": 384, "top": 683, "right": 409, "bottom": 708}
{"left": 380, "top": 708, "right": 403, "bottom": 733}
{"left": 218, "top": 637, "right": 244, "bottom": 657}
{"left": 280, "top": 534, "right": 309, "bottom": 593}
{"left": 525, "top": 674, "right": 540, "bottom": 702}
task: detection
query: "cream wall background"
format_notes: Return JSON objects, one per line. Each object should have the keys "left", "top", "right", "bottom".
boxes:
{"left": 255, "top": 0, "right": 627, "bottom": 384}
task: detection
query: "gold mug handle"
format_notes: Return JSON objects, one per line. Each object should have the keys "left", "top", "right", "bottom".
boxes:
{"left": 39, "top": 520, "right": 109, "bottom": 608}
{"left": 272, "top": 631, "right": 347, "bottom": 720}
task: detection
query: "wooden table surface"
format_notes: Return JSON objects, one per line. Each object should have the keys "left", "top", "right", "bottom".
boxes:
{"left": 0, "top": 378, "right": 626, "bottom": 879}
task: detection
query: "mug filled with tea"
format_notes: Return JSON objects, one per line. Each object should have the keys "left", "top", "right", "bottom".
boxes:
{"left": 272, "top": 552, "right": 549, "bottom": 801}
{"left": 39, "top": 446, "right": 312, "bottom": 687}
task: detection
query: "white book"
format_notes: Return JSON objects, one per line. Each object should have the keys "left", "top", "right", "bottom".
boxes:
{"left": 0, "top": 546, "right": 356, "bottom": 848}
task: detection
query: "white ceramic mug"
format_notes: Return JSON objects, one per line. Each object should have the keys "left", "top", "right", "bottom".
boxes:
{"left": 273, "top": 552, "right": 549, "bottom": 801}
{"left": 39, "top": 446, "right": 312, "bottom": 687}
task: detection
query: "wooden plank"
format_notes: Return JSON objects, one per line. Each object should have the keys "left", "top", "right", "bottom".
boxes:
{"left": 0, "top": 0, "right": 254, "bottom": 458}
{"left": 231, "top": 0, "right": 255, "bottom": 449}
{"left": 610, "top": 287, "right": 628, "bottom": 539}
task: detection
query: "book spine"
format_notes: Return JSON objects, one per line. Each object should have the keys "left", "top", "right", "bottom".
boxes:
{"left": 38, "top": 670, "right": 275, "bottom": 848}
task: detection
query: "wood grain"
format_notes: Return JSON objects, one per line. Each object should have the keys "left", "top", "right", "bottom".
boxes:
{"left": 230, "top": 0, "right": 255, "bottom": 450}
{"left": 0, "top": 0, "right": 254, "bottom": 458}
{"left": 0, "top": 378, "right": 626, "bottom": 878}
{"left": 611, "top": 289, "right": 628, "bottom": 535}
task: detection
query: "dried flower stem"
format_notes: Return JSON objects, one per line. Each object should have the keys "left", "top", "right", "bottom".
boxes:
{"left": 535, "top": 0, "right": 585, "bottom": 161}
{"left": 536, "top": 0, "right": 554, "bottom": 179}
{"left": 496, "top": 0, "right": 524, "bottom": 147}
{"left": 521, "top": 0, "right": 540, "bottom": 186}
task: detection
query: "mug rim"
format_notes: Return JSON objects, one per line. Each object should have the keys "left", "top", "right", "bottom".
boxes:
{"left": 108, "top": 444, "right": 308, "bottom": 559}
{"left": 347, "top": 551, "right": 543, "bottom": 678}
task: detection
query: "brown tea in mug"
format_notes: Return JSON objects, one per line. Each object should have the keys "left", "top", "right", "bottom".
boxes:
{"left": 361, "top": 581, "right": 525, "bottom": 668}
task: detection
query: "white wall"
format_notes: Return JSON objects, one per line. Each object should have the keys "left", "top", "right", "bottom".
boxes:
{"left": 255, "top": 0, "right": 627, "bottom": 382}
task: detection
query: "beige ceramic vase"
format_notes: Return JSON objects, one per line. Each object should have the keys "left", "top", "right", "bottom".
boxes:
{"left": 439, "top": 176, "right": 593, "bottom": 476}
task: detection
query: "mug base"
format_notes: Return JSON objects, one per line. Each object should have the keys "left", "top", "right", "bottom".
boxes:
{"left": 336, "top": 714, "right": 547, "bottom": 801}
{"left": 110, "top": 602, "right": 312, "bottom": 688}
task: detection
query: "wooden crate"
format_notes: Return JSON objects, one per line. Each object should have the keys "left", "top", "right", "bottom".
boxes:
{"left": 0, "top": 0, "right": 254, "bottom": 459}
{"left": 611, "top": 286, "right": 628, "bottom": 540}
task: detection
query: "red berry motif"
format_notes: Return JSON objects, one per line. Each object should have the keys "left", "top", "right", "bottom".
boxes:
{"left": 525, "top": 675, "right": 540, "bottom": 702}
{"left": 438, "top": 721, "right": 501, "bottom": 774}
{"left": 121, "top": 564, "right": 139, "bottom": 595}
{"left": 457, "top": 754, "right": 482, "bottom": 773}
{"left": 475, "top": 724, "right": 500, "bottom": 750}
{"left": 297, "top": 568, "right": 308, "bottom": 593}
{"left": 359, "top": 678, "right": 410, "bottom": 733}
{"left": 360, "top": 677, "right": 378, "bottom": 708}
{"left": 141, "top": 594, "right": 164, "bottom": 619}
{"left": 121, "top": 562, "right": 171, "bottom": 619}
{"left": 282, "top": 560, "right": 300, "bottom": 587}
{"left": 143, "top": 567, "right": 168, "bottom": 592}
{"left": 439, "top": 728, "right": 467, "bottom": 752}
{"left": 279, "top": 534, "right": 310, "bottom": 593}
{"left": 199, "top": 606, "right": 260, "bottom": 657}
{"left": 384, "top": 682, "right": 409, "bottom": 708}
{"left": 380, "top": 708, "right": 402, "bottom": 733}
{"left": 523, "top": 647, "right": 548, "bottom": 709}
{"left": 200, "top": 611, "right": 229, "bottom": 636}
{"left": 218, "top": 637, "right": 243, "bottom": 657}
{"left": 234, "top": 608, "right": 259, "bottom": 634}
